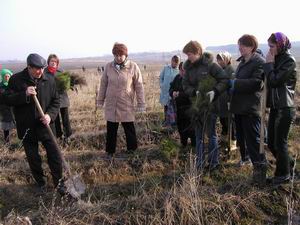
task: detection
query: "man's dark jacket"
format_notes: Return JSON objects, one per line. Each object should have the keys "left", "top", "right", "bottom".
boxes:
{"left": 4, "top": 68, "right": 60, "bottom": 141}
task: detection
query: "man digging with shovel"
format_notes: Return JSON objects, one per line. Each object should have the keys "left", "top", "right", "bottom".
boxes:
{"left": 4, "top": 53, "right": 67, "bottom": 195}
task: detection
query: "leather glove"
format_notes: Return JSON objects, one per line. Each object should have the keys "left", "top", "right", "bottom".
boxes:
{"left": 206, "top": 91, "right": 215, "bottom": 103}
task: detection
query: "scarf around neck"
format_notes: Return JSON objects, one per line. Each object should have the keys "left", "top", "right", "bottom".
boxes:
{"left": 47, "top": 66, "right": 57, "bottom": 75}
{"left": 114, "top": 58, "right": 127, "bottom": 70}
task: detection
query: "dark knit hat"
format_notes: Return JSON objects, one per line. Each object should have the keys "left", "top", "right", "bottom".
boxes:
{"left": 112, "top": 43, "right": 128, "bottom": 56}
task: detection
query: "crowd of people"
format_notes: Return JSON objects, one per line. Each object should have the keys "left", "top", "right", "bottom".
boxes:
{"left": 0, "top": 32, "right": 298, "bottom": 195}
{"left": 160, "top": 32, "right": 298, "bottom": 186}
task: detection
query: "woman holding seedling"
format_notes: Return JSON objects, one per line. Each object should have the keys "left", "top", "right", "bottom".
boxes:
{"left": 182, "top": 40, "right": 227, "bottom": 171}
{"left": 45, "top": 54, "right": 72, "bottom": 145}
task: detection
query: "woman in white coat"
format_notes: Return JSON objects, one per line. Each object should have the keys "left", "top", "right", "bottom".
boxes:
{"left": 97, "top": 43, "right": 145, "bottom": 158}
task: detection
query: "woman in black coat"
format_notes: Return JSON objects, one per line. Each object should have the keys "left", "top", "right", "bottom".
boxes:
{"left": 229, "top": 34, "right": 267, "bottom": 186}
{"left": 45, "top": 54, "right": 72, "bottom": 144}
{"left": 169, "top": 62, "right": 195, "bottom": 147}
{"left": 264, "top": 32, "right": 298, "bottom": 184}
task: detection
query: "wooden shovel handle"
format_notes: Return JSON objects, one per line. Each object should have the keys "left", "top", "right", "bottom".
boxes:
{"left": 259, "top": 77, "right": 267, "bottom": 154}
{"left": 32, "top": 95, "right": 71, "bottom": 175}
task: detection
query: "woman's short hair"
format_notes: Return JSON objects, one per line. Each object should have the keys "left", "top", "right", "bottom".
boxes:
{"left": 112, "top": 42, "right": 128, "bottom": 56}
{"left": 238, "top": 34, "right": 258, "bottom": 52}
{"left": 183, "top": 40, "right": 203, "bottom": 56}
{"left": 47, "top": 54, "right": 59, "bottom": 65}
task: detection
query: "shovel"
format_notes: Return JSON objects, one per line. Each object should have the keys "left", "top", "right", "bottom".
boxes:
{"left": 32, "top": 95, "right": 86, "bottom": 199}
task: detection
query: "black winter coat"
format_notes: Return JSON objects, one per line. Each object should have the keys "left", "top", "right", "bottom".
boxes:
{"left": 263, "top": 51, "right": 297, "bottom": 109}
{"left": 182, "top": 52, "right": 228, "bottom": 115}
{"left": 218, "top": 65, "right": 235, "bottom": 117}
{"left": 169, "top": 74, "right": 192, "bottom": 119}
{"left": 182, "top": 52, "right": 227, "bottom": 98}
{"left": 231, "top": 53, "right": 265, "bottom": 116}
{"left": 0, "top": 87, "right": 14, "bottom": 123}
{"left": 4, "top": 68, "right": 60, "bottom": 141}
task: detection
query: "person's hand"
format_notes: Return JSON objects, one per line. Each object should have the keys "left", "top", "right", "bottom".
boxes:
{"left": 96, "top": 101, "right": 103, "bottom": 109}
{"left": 266, "top": 50, "right": 275, "bottom": 63}
{"left": 136, "top": 107, "right": 146, "bottom": 113}
{"left": 26, "top": 86, "right": 37, "bottom": 96}
{"left": 206, "top": 91, "right": 215, "bottom": 103}
{"left": 40, "top": 114, "right": 51, "bottom": 125}
{"left": 172, "top": 91, "right": 179, "bottom": 99}
{"left": 228, "top": 79, "right": 235, "bottom": 95}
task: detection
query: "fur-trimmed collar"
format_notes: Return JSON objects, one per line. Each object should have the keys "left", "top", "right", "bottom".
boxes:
{"left": 183, "top": 51, "right": 214, "bottom": 70}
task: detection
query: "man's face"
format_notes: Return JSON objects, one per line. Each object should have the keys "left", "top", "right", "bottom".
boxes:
{"left": 28, "top": 66, "right": 44, "bottom": 79}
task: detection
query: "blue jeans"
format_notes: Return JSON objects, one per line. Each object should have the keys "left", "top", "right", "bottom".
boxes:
{"left": 195, "top": 113, "right": 218, "bottom": 169}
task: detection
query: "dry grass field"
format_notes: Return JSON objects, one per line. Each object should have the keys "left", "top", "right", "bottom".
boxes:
{"left": 0, "top": 62, "right": 300, "bottom": 225}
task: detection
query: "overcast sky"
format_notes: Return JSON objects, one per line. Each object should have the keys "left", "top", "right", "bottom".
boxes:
{"left": 0, "top": 0, "right": 299, "bottom": 60}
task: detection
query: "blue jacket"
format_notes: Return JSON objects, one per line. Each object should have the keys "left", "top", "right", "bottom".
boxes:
{"left": 159, "top": 65, "right": 178, "bottom": 105}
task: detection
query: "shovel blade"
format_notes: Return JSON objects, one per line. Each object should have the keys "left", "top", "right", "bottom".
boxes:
{"left": 64, "top": 174, "right": 86, "bottom": 199}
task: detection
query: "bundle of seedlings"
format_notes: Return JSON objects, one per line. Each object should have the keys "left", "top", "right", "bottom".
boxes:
{"left": 55, "top": 71, "right": 87, "bottom": 93}
{"left": 188, "top": 75, "right": 216, "bottom": 127}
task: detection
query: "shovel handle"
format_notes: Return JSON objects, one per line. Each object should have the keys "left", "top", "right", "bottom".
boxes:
{"left": 227, "top": 102, "right": 232, "bottom": 153}
{"left": 259, "top": 76, "right": 267, "bottom": 154}
{"left": 32, "top": 95, "right": 71, "bottom": 175}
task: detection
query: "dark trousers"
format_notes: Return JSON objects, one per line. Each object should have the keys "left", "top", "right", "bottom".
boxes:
{"left": 55, "top": 107, "right": 72, "bottom": 138}
{"left": 235, "top": 114, "right": 266, "bottom": 164}
{"left": 3, "top": 130, "right": 9, "bottom": 142}
{"left": 268, "top": 108, "right": 295, "bottom": 177}
{"left": 106, "top": 121, "right": 137, "bottom": 154}
{"left": 219, "top": 117, "right": 236, "bottom": 140}
{"left": 23, "top": 139, "right": 63, "bottom": 187}
{"left": 164, "top": 105, "right": 168, "bottom": 122}
{"left": 176, "top": 109, "right": 195, "bottom": 147}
